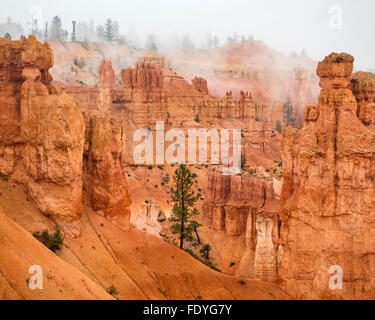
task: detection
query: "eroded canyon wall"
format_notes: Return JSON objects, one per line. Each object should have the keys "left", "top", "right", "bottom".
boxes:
{"left": 204, "top": 169, "right": 280, "bottom": 282}
{"left": 0, "top": 36, "right": 131, "bottom": 236}
{"left": 62, "top": 56, "right": 284, "bottom": 171}
{"left": 280, "top": 53, "right": 375, "bottom": 299}
{"left": 0, "top": 36, "right": 85, "bottom": 235}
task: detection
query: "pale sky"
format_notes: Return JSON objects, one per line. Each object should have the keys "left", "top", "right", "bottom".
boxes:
{"left": 1, "top": 0, "right": 374, "bottom": 70}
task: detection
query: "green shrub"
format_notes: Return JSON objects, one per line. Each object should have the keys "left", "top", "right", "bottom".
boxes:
{"left": 184, "top": 248, "right": 221, "bottom": 273}
{"left": 275, "top": 120, "right": 282, "bottom": 133}
{"left": 33, "top": 224, "right": 65, "bottom": 253}
{"left": 200, "top": 244, "right": 211, "bottom": 260}
{"left": 241, "top": 154, "right": 247, "bottom": 170}
{"left": 107, "top": 285, "right": 119, "bottom": 296}
{"left": 73, "top": 57, "right": 86, "bottom": 69}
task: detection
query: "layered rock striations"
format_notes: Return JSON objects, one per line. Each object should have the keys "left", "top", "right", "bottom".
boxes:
{"left": 351, "top": 71, "right": 375, "bottom": 127}
{"left": 64, "top": 56, "right": 284, "bottom": 169}
{"left": 83, "top": 111, "right": 131, "bottom": 228}
{"left": 0, "top": 36, "right": 132, "bottom": 236}
{"left": 280, "top": 53, "right": 375, "bottom": 299}
{"left": 288, "top": 66, "right": 316, "bottom": 128}
{"left": 119, "top": 60, "right": 168, "bottom": 126}
{"left": 204, "top": 169, "right": 280, "bottom": 282}
{"left": 192, "top": 77, "right": 209, "bottom": 95}
{"left": 0, "top": 36, "right": 84, "bottom": 235}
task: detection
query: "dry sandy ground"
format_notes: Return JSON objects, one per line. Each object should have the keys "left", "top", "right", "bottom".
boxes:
{"left": 0, "top": 178, "right": 290, "bottom": 300}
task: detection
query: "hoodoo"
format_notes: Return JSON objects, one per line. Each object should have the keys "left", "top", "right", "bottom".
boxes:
{"left": 0, "top": 36, "right": 132, "bottom": 236}
{"left": 280, "top": 53, "right": 375, "bottom": 299}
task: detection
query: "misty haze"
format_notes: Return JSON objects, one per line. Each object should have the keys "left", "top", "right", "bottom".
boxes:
{"left": 0, "top": 0, "right": 375, "bottom": 304}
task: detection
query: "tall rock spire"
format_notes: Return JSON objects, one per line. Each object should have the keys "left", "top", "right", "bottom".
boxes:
{"left": 280, "top": 52, "right": 375, "bottom": 299}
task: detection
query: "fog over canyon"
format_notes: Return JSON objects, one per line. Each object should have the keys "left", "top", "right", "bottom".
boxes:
{"left": 0, "top": 1, "right": 374, "bottom": 301}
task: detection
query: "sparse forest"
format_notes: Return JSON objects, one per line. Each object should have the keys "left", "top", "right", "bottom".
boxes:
{"left": 0, "top": 14, "right": 267, "bottom": 53}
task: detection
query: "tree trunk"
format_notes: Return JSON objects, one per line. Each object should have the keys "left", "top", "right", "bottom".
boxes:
{"left": 194, "top": 227, "right": 201, "bottom": 244}
{"left": 180, "top": 180, "right": 184, "bottom": 250}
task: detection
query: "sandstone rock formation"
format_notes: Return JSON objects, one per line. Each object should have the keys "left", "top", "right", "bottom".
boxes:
{"left": 191, "top": 77, "right": 209, "bottom": 95}
{"left": 98, "top": 59, "right": 115, "bottom": 111}
{"left": 83, "top": 111, "right": 131, "bottom": 228}
{"left": 288, "top": 66, "right": 316, "bottom": 128}
{"left": 204, "top": 169, "right": 280, "bottom": 282}
{"left": 0, "top": 36, "right": 132, "bottom": 236}
{"left": 351, "top": 72, "right": 375, "bottom": 127}
{"left": 121, "top": 60, "right": 164, "bottom": 89}
{"left": 99, "top": 60, "right": 115, "bottom": 89}
{"left": 0, "top": 36, "right": 85, "bottom": 236}
{"left": 63, "top": 54, "right": 285, "bottom": 169}
{"left": 280, "top": 52, "right": 375, "bottom": 299}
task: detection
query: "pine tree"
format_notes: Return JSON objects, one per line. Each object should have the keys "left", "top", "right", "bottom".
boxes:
{"left": 50, "top": 16, "right": 63, "bottom": 41}
{"left": 169, "top": 164, "right": 201, "bottom": 250}
{"left": 241, "top": 153, "right": 247, "bottom": 170}
{"left": 104, "top": 18, "right": 114, "bottom": 42}
{"left": 207, "top": 33, "right": 213, "bottom": 48}
{"left": 275, "top": 120, "right": 282, "bottom": 134}
{"left": 4, "top": 33, "right": 11, "bottom": 40}
{"left": 300, "top": 49, "right": 308, "bottom": 58}
{"left": 191, "top": 220, "right": 202, "bottom": 244}
{"left": 283, "top": 98, "right": 295, "bottom": 127}
{"left": 113, "top": 21, "right": 119, "bottom": 42}
{"left": 44, "top": 22, "right": 48, "bottom": 41}
{"left": 71, "top": 21, "right": 77, "bottom": 41}
{"left": 182, "top": 34, "right": 195, "bottom": 51}
{"left": 96, "top": 25, "right": 105, "bottom": 41}
{"left": 31, "top": 18, "right": 42, "bottom": 39}
{"left": 200, "top": 244, "right": 211, "bottom": 260}
{"left": 146, "top": 34, "right": 157, "bottom": 51}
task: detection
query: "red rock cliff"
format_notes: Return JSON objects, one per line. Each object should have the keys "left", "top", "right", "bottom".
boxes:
{"left": 351, "top": 72, "right": 375, "bottom": 127}
{"left": 83, "top": 111, "right": 131, "bottom": 228}
{"left": 191, "top": 77, "right": 209, "bottom": 95}
{"left": 280, "top": 53, "right": 375, "bottom": 299}
{"left": 0, "top": 36, "right": 132, "bottom": 236}
{"left": 0, "top": 36, "right": 85, "bottom": 236}
{"left": 205, "top": 169, "right": 280, "bottom": 282}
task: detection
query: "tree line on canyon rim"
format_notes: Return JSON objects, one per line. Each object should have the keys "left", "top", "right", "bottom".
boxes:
{"left": 0, "top": 16, "right": 310, "bottom": 57}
